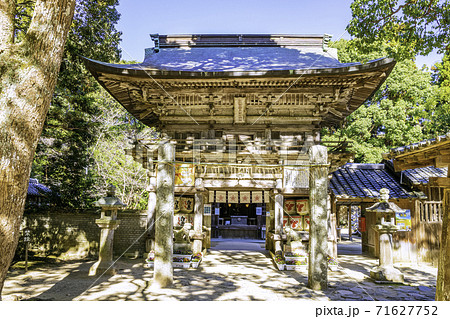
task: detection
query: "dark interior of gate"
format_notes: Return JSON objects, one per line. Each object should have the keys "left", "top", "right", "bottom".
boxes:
{"left": 211, "top": 202, "right": 265, "bottom": 240}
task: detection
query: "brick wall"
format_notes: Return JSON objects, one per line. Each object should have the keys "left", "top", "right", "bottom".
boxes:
{"left": 19, "top": 209, "right": 148, "bottom": 260}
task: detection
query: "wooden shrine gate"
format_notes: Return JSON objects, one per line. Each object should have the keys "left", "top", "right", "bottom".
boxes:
{"left": 85, "top": 33, "right": 395, "bottom": 290}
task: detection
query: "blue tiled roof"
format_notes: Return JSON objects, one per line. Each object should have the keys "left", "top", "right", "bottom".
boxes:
{"left": 383, "top": 132, "right": 450, "bottom": 158}
{"left": 27, "top": 178, "right": 51, "bottom": 197}
{"left": 141, "top": 46, "right": 360, "bottom": 72}
{"left": 385, "top": 160, "right": 448, "bottom": 186}
{"left": 330, "top": 163, "right": 418, "bottom": 199}
{"left": 140, "top": 33, "right": 360, "bottom": 72}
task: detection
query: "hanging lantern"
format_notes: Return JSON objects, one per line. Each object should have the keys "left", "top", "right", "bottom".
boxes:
{"left": 284, "top": 199, "right": 296, "bottom": 214}
{"left": 174, "top": 197, "right": 180, "bottom": 213}
{"left": 296, "top": 199, "right": 309, "bottom": 215}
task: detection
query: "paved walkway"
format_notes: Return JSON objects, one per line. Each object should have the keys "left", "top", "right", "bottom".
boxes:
{"left": 2, "top": 239, "right": 437, "bottom": 301}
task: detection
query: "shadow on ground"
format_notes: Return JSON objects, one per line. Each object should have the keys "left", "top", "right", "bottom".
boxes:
{"left": 2, "top": 241, "right": 437, "bottom": 301}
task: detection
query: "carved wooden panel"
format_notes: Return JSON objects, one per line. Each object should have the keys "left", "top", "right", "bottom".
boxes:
{"left": 234, "top": 97, "right": 247, "bottom": 124}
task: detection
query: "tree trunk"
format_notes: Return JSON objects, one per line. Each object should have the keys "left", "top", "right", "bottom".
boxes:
{"left": 0, "top": 0, "right": 76, "bottom": 299}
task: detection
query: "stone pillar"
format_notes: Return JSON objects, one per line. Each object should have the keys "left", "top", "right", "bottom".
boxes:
{"left": 89, "top": 185, "right": 125, "bottom": 276}
{"left": 379, "top": 230, "right": 394, "bottom": 266}
{"left": 193, "top": 191, "right": 204, "bottom": 254}
{"left": 153, "top": 141, "right": 175, "bottom": 288}
{"left": 367, "top": 189, "right": 404, "bottom": 283}
{"left": 274, "top": 194, "right": 284, "bottom": 252}
{"left": 146, "top": 176, "right": 157, "bottom": 252}
{"left": 89, "top": 216, "right": 121, "bottom": 276}
{"left": 370, "top": 220, "right": 404, "bottom": 283}
{"left": 308, "top": 145, "right": 328, "bottom": 291}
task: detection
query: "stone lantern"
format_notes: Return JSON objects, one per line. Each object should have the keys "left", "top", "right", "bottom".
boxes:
{"left": 89, "top": 184, "right": 126, "bottom": 276}
{"left": 367, "top": 188, "right": 404, "bottom": 283}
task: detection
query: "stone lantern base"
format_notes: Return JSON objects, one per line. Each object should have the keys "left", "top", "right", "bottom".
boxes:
{"left": 370, "top": 265, "right": 404, "bottom": 283}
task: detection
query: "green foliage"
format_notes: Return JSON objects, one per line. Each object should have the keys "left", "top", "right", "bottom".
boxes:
{"left": 31, "top": 0, "right": 122, "bottom": 208}
{"left": 347, "top": 0, "right": 450, "bottom": 60}
{"left": 324, "top": 39, "right": 439, "bottom": 163}
{"left": 427, "top": 49, "right": 450, "bottom": 134}
{"left": 13, "top": 0, "right": 36, "bottom": 40}
{"left": 89, "top": 90, "right": 155, "bottom": 210}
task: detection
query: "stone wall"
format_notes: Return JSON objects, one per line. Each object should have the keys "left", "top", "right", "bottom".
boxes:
{"left": 19, "top": 209, "right": 148, "bottom": 260}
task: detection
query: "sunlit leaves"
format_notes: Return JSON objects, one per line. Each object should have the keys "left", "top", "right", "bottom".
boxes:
{"left": 347, "top": 0, "right": 450, "bottom": 60}
{"left": 324, "top": 39, "right": 439, "bottom": 163}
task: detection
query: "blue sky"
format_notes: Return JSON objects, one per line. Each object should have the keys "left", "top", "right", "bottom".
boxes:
{"left": 116, "top": 0, "right": 442, "bottom": 68}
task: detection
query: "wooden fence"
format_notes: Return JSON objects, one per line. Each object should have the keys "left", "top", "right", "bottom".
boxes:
{"left": 415, "top": 200, "right": 443, "bottom": 265}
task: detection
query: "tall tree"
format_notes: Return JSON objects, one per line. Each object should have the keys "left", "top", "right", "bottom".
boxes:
{"left": 31, "top": 0, "right": 121, "bottom": 208}
{"left": 0, "top": 0, "right": 76, "bottom": 299}
{"left": 427, "top": 51, "right": 450, "bottom": 135}
{"left": 347, "top": 0, "right": 450, "bottom": 60}
{"left": 90, "top": 89, "right": 155, "bottom": 210}
{"left": 323, "top": 39, "right": 437, "bottom": 163}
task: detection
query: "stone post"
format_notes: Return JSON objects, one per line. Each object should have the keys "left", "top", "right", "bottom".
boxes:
{"left": 89, "top": 185, "right": 125, "bottom": 276}
{"left": 146, "top": 176, "right": 157, "bottom": 252}
{"left": 193, "top": 180, "right": 205, "bottom": 254}
{"left": 274, "top": 194, "right": 284, "bottom": 252}
{"left": 370, "top": 221, "right": 404, "bottom": 283}
{"left": 153, "top": 141, "right": 175, "bottom": 288}
{"left": 368, "top": 189, "right": 404, "bottom": 283}
{"left": 308, "top": 145, "right": 328, "bottom": 291}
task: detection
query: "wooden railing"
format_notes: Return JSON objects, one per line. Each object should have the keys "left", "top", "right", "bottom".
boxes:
{"left": 416, "top": 200, "right": 443, "bottom": 223}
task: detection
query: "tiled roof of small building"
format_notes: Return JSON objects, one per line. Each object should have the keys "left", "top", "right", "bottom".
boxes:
{"left": 330, "top": 163, "right": 419, "bottom": 199}
{"left": 28, "top": 178, "right": 51, "bottom": 197}
{"left": 383, "top": 132, "right": 450, "bottom": 159}
{"left": 385, "top": 160, "right": 448, "bottom": 186}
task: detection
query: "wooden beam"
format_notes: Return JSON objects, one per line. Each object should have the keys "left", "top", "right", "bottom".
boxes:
{"left": 429, "top": 177, "right": 450, "bottom": 188}
{"left": 392, "top": 159, "right": 435, "bottom": 171}
{"left": 159, "top": 115, "right": 321, "bottom": 123}
{"left": 161, "top": 124, "right": 318, "bottom": 132}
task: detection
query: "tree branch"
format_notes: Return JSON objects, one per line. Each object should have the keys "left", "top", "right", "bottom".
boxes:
{"left": 416, "top": 0, "right": 438, "bottom": 21}
{"left": 0, "top": 0, "right": 15, "bottom": 52}
{"left": 370, "top": 0, "right": 421, "bottom": 31}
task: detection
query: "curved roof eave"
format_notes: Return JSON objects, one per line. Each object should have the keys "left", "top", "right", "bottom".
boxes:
{"left": 83, "top": 57, "right": 396, "bottom": 79}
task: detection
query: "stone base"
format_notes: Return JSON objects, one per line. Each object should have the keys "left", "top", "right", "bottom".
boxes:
{"left": 89, "top": 260, "right": 117, "bottom": 276}
{"left": 370, "top": 265, "right": 404, "bottom": 283}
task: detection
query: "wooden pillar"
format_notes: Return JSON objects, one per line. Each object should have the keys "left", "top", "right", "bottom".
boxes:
{"left": 361, "top": 203, "right": 370, "bottom": 253}
{"left": 146, "top": 176, "right": 157, "bottom": 252}
{"left": 265, "top": 194, "right": 275, "bottom": 250}
{"left": 336, "top": 204, "right": 341, "bottom": 242}
{"left": 193, "top": 191, "right": 204, "bottom": 254}
{"left": 308, "top": 145, "right": 328, "bottom": 291}
{"left": 436, "top": 171, "right": 450, "bottom": 300}
{"left": 348, "top": 205, "right": 353, "bottom": 241}
{"left": 153, "top": 141, "right": 175, "bottom": 288}
{"left": 328, "top": 195, "right": 337, "bottom": 259}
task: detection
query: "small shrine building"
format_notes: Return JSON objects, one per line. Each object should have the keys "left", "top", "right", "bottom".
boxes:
{"left": 85, "top": 34, "right": 395, "bottom": 288}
